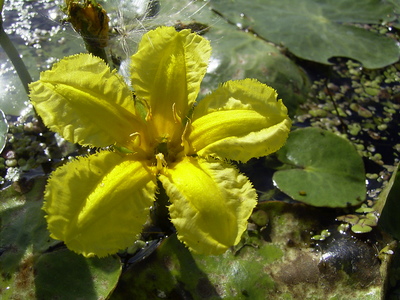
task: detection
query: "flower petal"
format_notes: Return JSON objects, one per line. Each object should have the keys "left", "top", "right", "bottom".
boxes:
{"left": 130, "top": 27, "right": 211, "bottom": 144}
{"left": 159, "top": 157, "right": 257, "bottom": 255}
{"left": 43, "top": 151, "right": 157, "bottom": 257}
{"left": 29, "top": 54, "right": 146, "bottom": 149}
{"left": 187, "top": 78, "right": 291, "bottom": 162}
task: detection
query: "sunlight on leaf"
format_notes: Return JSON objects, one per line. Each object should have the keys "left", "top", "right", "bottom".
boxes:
{"left": 210, "top": 0, "right": 399, "bottom": 68}
{"left": 273, "top": 128, "right": 366, "bottom": 207}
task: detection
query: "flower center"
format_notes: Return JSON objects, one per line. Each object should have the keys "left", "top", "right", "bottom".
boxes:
{"left": 152, "top": 138, "right": 184, "bottom": 171}
{"left": 155, "top": 153, "right": 168, "bottom": 172}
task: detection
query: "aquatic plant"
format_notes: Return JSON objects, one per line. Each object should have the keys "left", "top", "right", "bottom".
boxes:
{"left": 29, "top": 26, "right": 291, "bottom": 257}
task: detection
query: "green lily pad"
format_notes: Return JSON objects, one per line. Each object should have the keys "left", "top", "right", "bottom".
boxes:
{"left": 273, "top": 128, "right": 366, "bottom": 207}
{"left": 388, "top": 0, "right": 400, "bottom": 29}
{"left": 0, "top": 177, "right": 122, "bottom": 299}
{"left": 0, "top": 108, "right": 8, "bottom": 152}
{"left": 35, "top": 250, "right": 121, "bottom": 299}
{"left": 201, "top": 22, "right": 310, "bottom": 115}
{"left": 210, "top": 0, "right": 399, "bottom": 68}
{"left": 377, "top": 165, "right": 400, "bottom": 240}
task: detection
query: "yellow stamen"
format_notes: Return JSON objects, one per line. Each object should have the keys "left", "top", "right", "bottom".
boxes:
{"left": 129, "top": 132, "right": 141, "bottom": 148}
{"left": 172, "top": 103, "right": 182, "bottom": 124}
{"left": 156, "top": 153, "right": 167, "bottom": 172}
{"left": 181, "top": 119, "right": 191, "bottom": 155}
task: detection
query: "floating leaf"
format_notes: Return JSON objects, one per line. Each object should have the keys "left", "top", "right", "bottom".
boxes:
{"left": 35, "top": 250, "right": 121, "bottom": 299}
{"left": 351, "top": 223, "right": 373, "bottom": 234}
{"left": 210, "top": 0, "right": 399, "bottom": 68}
{"left": 336, "top": 214, "right": 360, "bottom": 225}
{"left": 273, "top": 128, "right": 366, "bottom": 207}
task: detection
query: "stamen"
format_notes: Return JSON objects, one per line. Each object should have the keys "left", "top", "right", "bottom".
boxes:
{"left": 146, "top": 109, "right": 152, "bottom": 121}
{"left": 129, "top": 132, "right": 141, "bottom": 147}
{"left": 156, "top": 153, "right": 168, "bottom": 171}
{"left": 172, "top": 103, "right": 182, "bottom": 124}
{"left": 139, "top": 100, "right": 152, "bottom": 121}
{"left": 181, "top": 119, "right": 191, "bottom": 154}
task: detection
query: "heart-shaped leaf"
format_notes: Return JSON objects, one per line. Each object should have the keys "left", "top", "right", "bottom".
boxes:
{"left": 210, "top": 0, "right": 399, "bottom": 68}
{"left": 34, "top": 250, "right": 121, "bottom": 299}
{"left": 273, "top": 127, "right": 366, "bottom": 207}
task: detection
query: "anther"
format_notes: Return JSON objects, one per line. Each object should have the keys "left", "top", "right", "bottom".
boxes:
{"left": 156, "top": 153, "right": 168, "bottom": 171}
{"left": 129, "top": 132, "right": 141, "bottom": 147}
{"left": 172, "top": 103, "right": 182, "bottom": 124}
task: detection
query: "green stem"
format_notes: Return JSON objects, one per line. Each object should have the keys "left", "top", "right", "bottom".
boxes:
{"left": 83, "top": 40, "right": 108, "bottom": 63}
{"left": 0, "top": 17, "right": 33, "bottom": 94}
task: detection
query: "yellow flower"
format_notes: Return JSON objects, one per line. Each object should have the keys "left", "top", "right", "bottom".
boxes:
{"left": 29, "top": 26, "right": 291, "bottom": 257}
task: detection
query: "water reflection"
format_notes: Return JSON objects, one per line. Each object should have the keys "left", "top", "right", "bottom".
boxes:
{"left": 0, "top": 0, "right": 214, "bottom": 115}
{"left": 0, "top": 0, "right": 84, "bottom": 115}
{"left": 318, "top": 230, "right": 381, "bottom": 288}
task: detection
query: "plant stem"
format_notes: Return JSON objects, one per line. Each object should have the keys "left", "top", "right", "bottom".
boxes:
{"left": 0, "top": 17, "right": 33, "bottom": 94}
{"left": 323, "top": 76, "right": 347, "bottom": 133}
{"left": 83, "top": 41, "right": 108, "bottom": 63}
